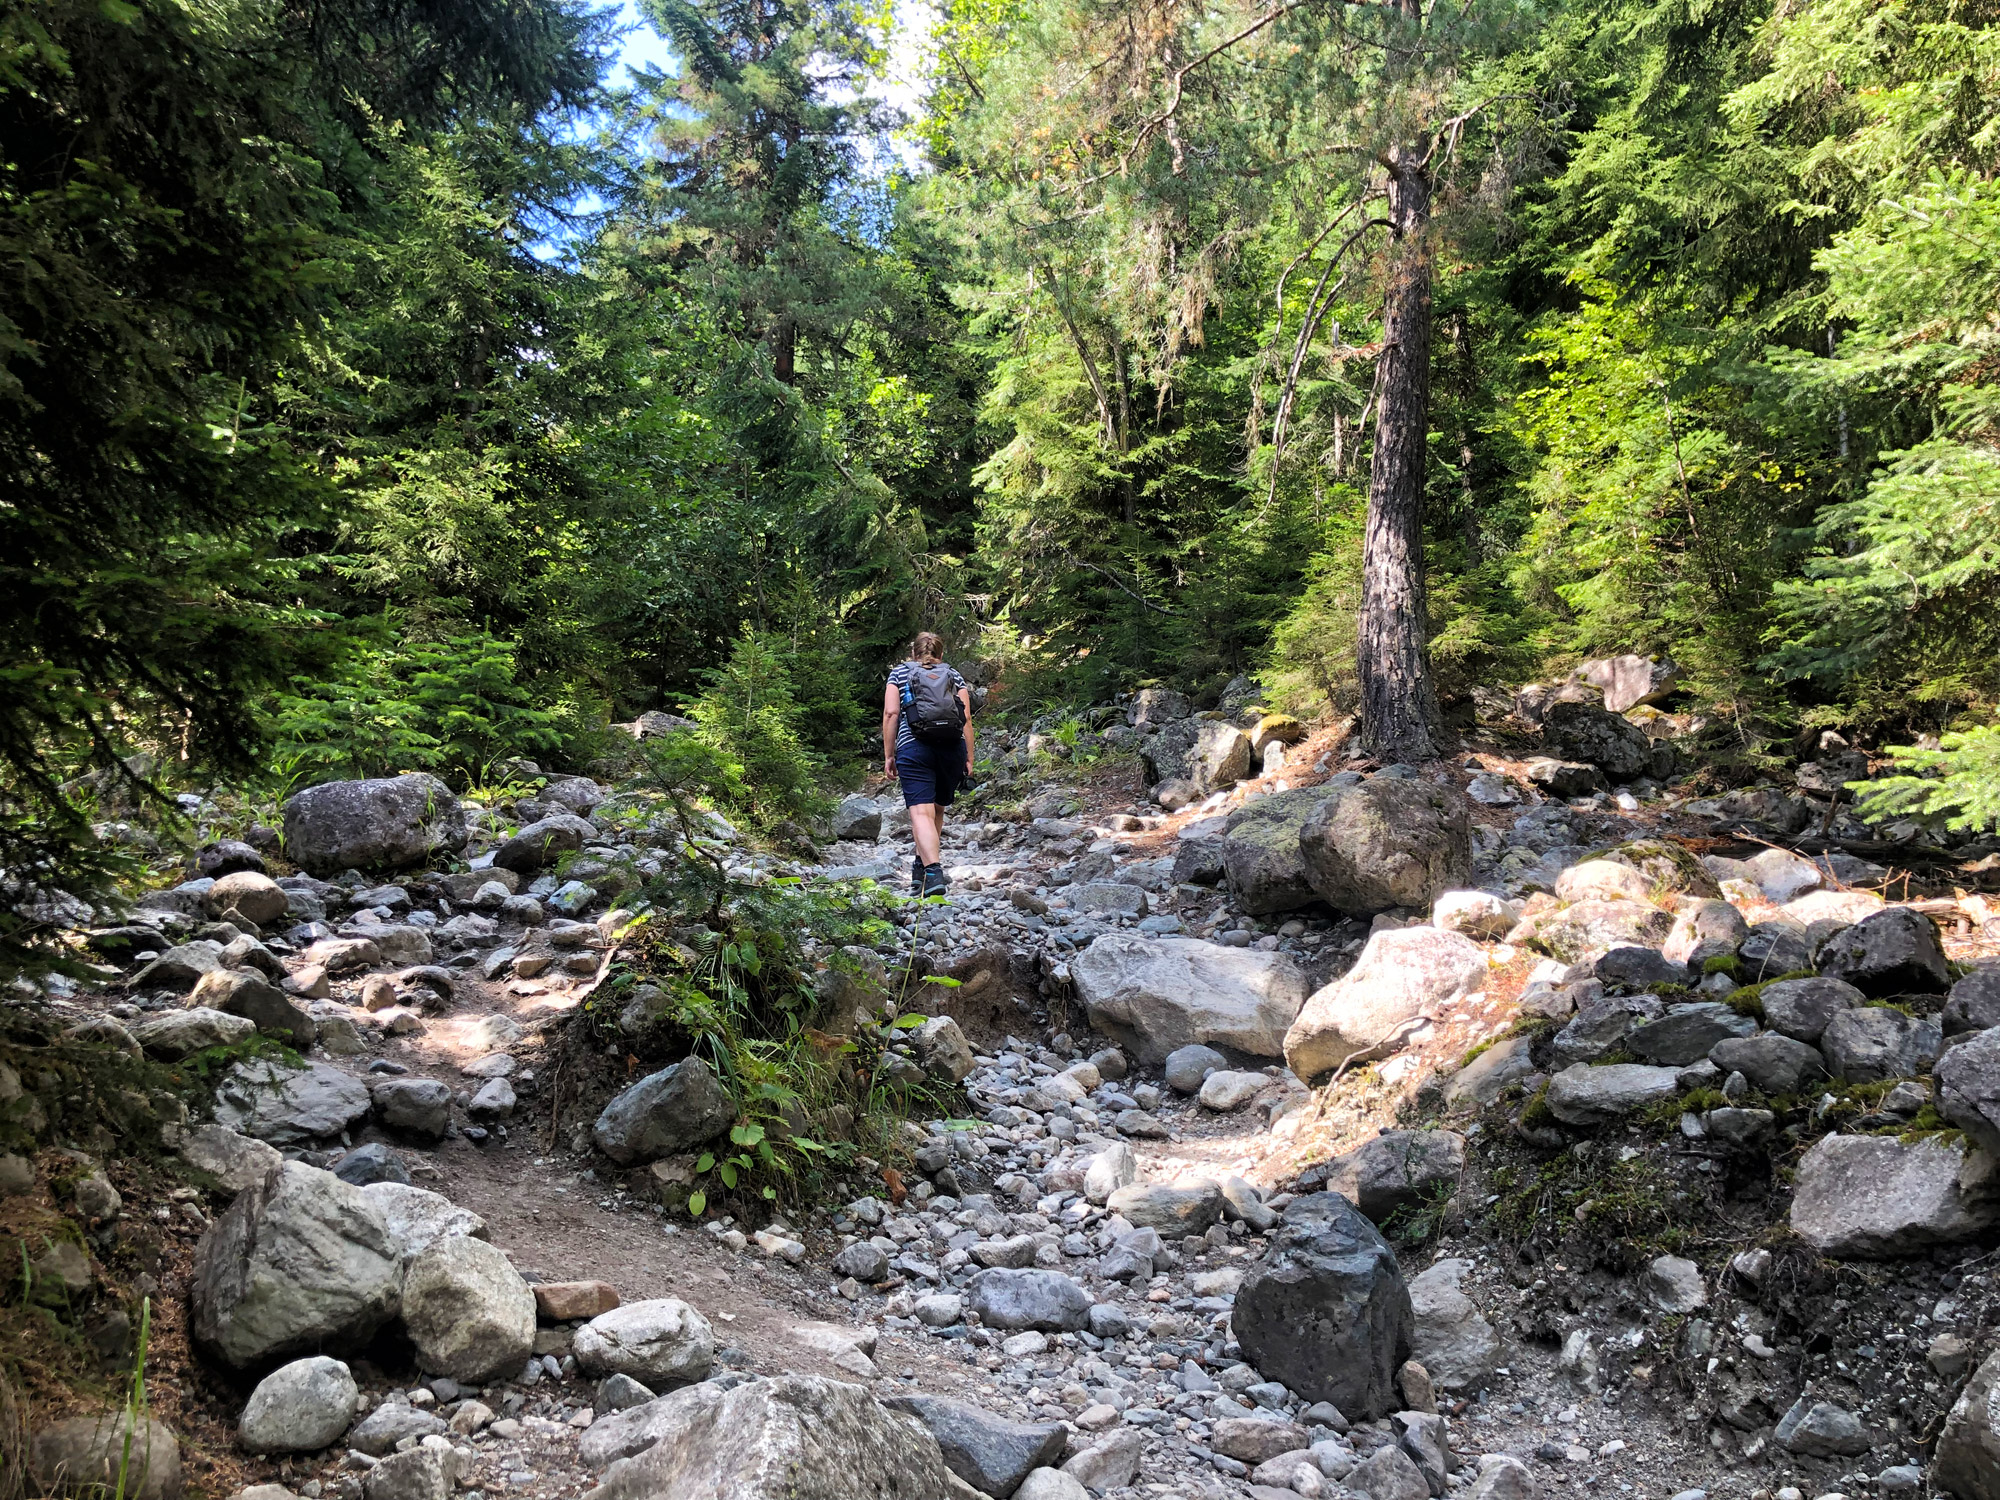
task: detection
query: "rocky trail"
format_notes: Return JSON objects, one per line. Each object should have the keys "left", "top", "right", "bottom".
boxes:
{"left": 9, "top": 671, "right": 2000, "bottom": 1500}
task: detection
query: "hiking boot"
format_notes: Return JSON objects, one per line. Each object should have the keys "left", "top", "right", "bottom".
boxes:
{"left": 910, "top": 855, "right": 925, "bottom": 895}
{"left": 920, "top": 862, "right": 949, "bottom": 898}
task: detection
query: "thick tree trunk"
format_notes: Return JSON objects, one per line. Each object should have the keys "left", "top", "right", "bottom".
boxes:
{"left": 1357, "top": 143, "right": 1442, "bottom": 763}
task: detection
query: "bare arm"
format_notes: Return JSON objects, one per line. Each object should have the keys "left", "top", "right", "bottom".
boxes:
{"left": 959, "top": 687, "right": 976, "bottom": 773}
{"left": 881, "top": 680, "right": 900, "bottom": 778}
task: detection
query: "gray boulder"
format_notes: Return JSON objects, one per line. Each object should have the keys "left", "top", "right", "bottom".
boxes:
{"left": 238, "top": 1356, "right": 358, "bottom": 1454}
{"left": 205, "top": 871, "right": 291, "bottom": 927}
{"left": 1937, "top": 1027, "right": 2000, "bottom": 1156}
{"left": 593, "top": 1057, "right": 737, "bottom": 1166}
{"left": 1663, "top": 898, "right": 1749, "bottom": 969}
{"left": 1105, "top": 1180, "right": 1224, "bottom": 1239}
{"left": 968, "top": 1269, "right": 1092, "bottom": 1331}
{"left": 1523, "top": 757, "right": 1601, "bottom": 797}
{"left": 1059, "top": 1429, "right": 1146, "bottom": 1491}
{"left": 283, "top": 774, "right": 466, "bottom": 877}
{"left": 1523, "top": 900, "right": 1674, "bottom": 965}
{"left": 1592, "top": 945, "right": 1689, "bottom": 991}
{"left": 1406, "top": 1258, "right": 1500, "bottom": 1392}
{"left": 187, "top": 968, "right": 315, "bottom": 1048}
{"left": 331, "top": 1143, "right": 409, "bottom": 1187}
{"left": 362, "top": 1446, "right": 462, "bottom": 1500}
{"left": 1298, "top": 779, "right": 1472, "bottom": 916}
{"left": 1575, "top": 654, "right": 1678, "bottom": 713}
{"left": 1071, "top": 935, "right": 1307, "bottom": 1067}
{"left": 1140, "top": 719, "right": 1201, "bottom": 785}
{"left": 1284, "top": 927, "right": 1484, "bottom": 1080}
{"left": 579, "top": 1385, "right": 725, "bottom": 1470}
{"left": 1625, "top": 1002, "right": 1757, "bottom": 1065}
{"left": 1818, "top": 906, "right": 1950, "bottom": 995}
{"left": 130, "top": 1007, "right": 256, "bottom": 1059}
{"left": 1790, "top": 1133, "right": 2000, "bottom": 1257}
{"left": 1545, "top": 1063, "right": 1683, "bottom": 1125}
{"left": 191, "top": 1162, "right": 402, "bottom": 1367}
{"left": 1944, "top": 965, "right": 2000, "bottom": 1035}
{"left": 1309, "top": 1130, "right": 1465, "bottom": 1224}
{"left": 831, "top": 795, "right": 883, "bottom": 843}
{"left": 30, "top": 1414, "right": 181, "bottom": 1500}
{"left": 1445, "top": 1035, "right": 1538, "bottom": 1109}
{"left": 1234, "top": 1192, "right": 1412, "bottom": 1419}
{"left": 574, "top": 1299, "right": 716, "bottom": 1387}
{"left": 370, "top": 1078, "right": 453, "bottom": 1141}
{"left": 1739, "top": 919, "right": 1816, "bottom": 979}
{"left": 581, "top": 1376, "right": 973, "bottom": 1500}
{"left": 1552, "top": 995, "right": 1664, "bottom": 1066}
{"left": 1709, "top": 1034, "right": 1825, "bottom": 1094}
{"left": 1343, "top": 1445, "right": 1429, "bottom": 1500}
{"left": 1219, "top": 787, "right": 1340, "bottom": 914}
{"left": 1540, "top": 699, "right": 1657, "bottom": 781}
{"left": 361, "top": 1181, "right": 488, "bottom": 1258}
{"left": 1129, "top": 686, "right": 1190, "bottom": 727}
{"left": 346, "top": 1403, "right": 447, "bottom": 1457}
{"left": 178, "top": 1124, "right": 282, "bottom": 1195}
{"left": 491, "top": 814, "right": 598, "bottom": 875}
{"left": 1164, "top": 1044, "right": 1226, "bottom": 1093}
{"left": 213, "top": 1059, "right": 371, "bottom": 1146}
{"left": 1170, "top": 836, "right": 1225, "bottom": 886}
{"left": 1935, "top": 1348, "right": 2000, "bottom": 1500}
{"left": 1760, "top": 977, "right": 1866, "bottom": 1043}
{"left": 1819, "top": 1006, "right": 1942, "bottom": 1082}
{"left": 1774, "top": 1396, "right": 1871, "bottom": 1458}
{"left": 1082, "top": 1144, "right": 1137, "bottom": 1205}
{"left": 880, "top": 1393, "right": 1064, "bottom": 1498}
{"left": 402, "top": 1235, "right": 536, "bottom": 1382}
{"left": 1190, "top": 721, "right": 1253, "bottom": 794}
{"left": 127, "top": 940, "right": 226, "bottom": 989}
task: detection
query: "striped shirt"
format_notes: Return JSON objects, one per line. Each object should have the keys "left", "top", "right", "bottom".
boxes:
{"left": 888, "top": 661, "right": 970, "bottom": 749}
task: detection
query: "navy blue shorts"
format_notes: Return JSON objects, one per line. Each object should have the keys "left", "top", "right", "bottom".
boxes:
{"left": 896, "top": 735, "right": 969, "bottom": 808}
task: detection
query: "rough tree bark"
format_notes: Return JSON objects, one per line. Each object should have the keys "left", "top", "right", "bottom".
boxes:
{"left": 1357, "top": 142, "right": 1442, "bottom": 762}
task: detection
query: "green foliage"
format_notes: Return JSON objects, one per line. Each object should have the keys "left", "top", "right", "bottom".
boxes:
{"left": 273, "top": 628, "right": 561, "bottom": 787}
{"left": 690, "top": 631, "right": 834, "bottom": 830}
{"left": 1856, "top": 726, "right": 2000, "bottom": 833}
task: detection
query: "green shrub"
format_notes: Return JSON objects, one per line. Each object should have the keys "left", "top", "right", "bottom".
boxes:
{"left": 272, "top": 626, "right": 560, "bottom": 787}
{"left": 689, "top": 629, "right": 834, "bottom": 830}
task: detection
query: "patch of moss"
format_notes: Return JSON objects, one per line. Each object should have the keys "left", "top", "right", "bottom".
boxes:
{"left": 1725, "top": 990, "right": 1765, "bottom": 1022}
{"left": 1519, "top": 1081, "right": 1555, "bottom": 1129}
{"left": 1703, "top": 954, "right": 1743, "bottom": 978}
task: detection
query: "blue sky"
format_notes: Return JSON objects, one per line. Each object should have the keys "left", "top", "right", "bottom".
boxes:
{"left": 609, "top": 0, "right": 677, "bottom": 84}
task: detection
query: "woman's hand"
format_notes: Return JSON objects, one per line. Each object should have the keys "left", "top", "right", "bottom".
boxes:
{"left": 885, "top": 754, "right": 898, "bottom": 780}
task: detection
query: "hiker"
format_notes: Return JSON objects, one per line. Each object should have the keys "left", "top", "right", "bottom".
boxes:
{"left": 883, "top": 632, "right": 975, "bottom": 896}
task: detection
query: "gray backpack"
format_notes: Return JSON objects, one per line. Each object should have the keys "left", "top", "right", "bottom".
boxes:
{"left": 901, "top": 663, "right": 965, "bottom": 745}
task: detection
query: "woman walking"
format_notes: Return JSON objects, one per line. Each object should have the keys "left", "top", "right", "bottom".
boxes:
{"left": 882, "top": 632, "right": 976, "bottom": 896}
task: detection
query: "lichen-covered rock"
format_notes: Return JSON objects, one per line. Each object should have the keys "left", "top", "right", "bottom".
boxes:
{"left": 1818, "top": 906, "right": 1951, "bottom": 995}
{"left": 1544, "top": 1063, "right": 1682, "bottom": 1124}
{"left": 402, "top": 1235, "right": 536, "bottom": 1382}
{"left": 283, "top": 774, "right": 467, "bottom": 877}
{"left": 1522, "top": 900, "right": 1674, "bottom": 965}
{"left": 1219, "top": 787, "right": 1341, "bottom": 915}
{"left": 191, "top": 1163, "right": 402, "bottom": 1367}
{"left": 1305, "top": 1130, "right": 1466, "bottom": 1224}
{"left": 238, "top": 1357, "right": 359, "bottom": 1454}
{"left": 1540, "top": 700, "right": 1660, "bottom": 781}
{"left": 1789, "top": 1134, "right": 2000, "bottom": 1257}
{"left": 212, "top": 1059, "right": 372, "bottom": 1146}
{"left": 1298, "top": 779, "right": 1472, "bottom": 916}
{"left": 1935, "top": 1348, "right": 2000, "bottom": 1500}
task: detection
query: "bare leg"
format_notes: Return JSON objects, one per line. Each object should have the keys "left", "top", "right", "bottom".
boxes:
{"left": 909, "top": 804, "right": 942, "bottom": 867}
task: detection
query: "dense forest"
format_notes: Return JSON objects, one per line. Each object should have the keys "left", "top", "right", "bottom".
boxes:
{"left": 3, "top": 0, "right": 1996, "bottom": 956}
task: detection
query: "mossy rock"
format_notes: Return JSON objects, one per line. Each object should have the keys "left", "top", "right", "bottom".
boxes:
{"left": 1583, "top": 837, "right": 1721, "bottom": 901}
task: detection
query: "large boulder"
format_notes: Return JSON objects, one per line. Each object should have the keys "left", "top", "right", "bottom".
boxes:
{"left": 1129, "top": 687, "right": 1191, "bottom": 728}
{"left": 1709, "top": 1033, "right": 1826, "bottom": 1094}
{"left": 1219, "top": 787, "right": 1339, "bottom": 915}
{"left": 1522, "top": 899, "right": 1673, "bottom": 965}
{"left": 188, "top": 969, "right": 315, "bottom": 1048}
{"left": 574, "top": 1300, "right": 716, "bottom": 1387}
{"left": 1945, "top": 966, "right": 2000, "bottom": 1035}
{"left": 1189, "top": 721, "right": 1253, "bottom": 794}
{"left": 1937, "top": 1028, "right": 2000, "bottom": 1156}
{"left": 1759, "top": 977, "right": 1866, "bottom": 1043}
{"left": 1819, "top": 1006, "right": 1942, "bottom": 1082}
{"left": 1406, "top": 1258, "right": 1501, "bottom": 1392}
{"left": 968, "top": 1270, "right": 1091, "bottom": 1331}
{"left": 491, "top": 814, "right": 598, "bottom": 875}
{"left": 131, "top": 1007, "right": 256, "bottom": 1059}
{"left": 1105, "top": 1181, "right": 1224, "bottom": 1239}
{"left": 1575, "top": 655, "right": 1678, "bottom": 713}
{"left": 213, "top": 1059, "right": 372, "bottom": 1146}
{"left": 238, "top": 1356, "right": 359, "bottom": 1454}
{"left": 371, "top": 1077, "right": 453, "bottom": 1141}
{"left": 1298, "top": 779, "right": 1472, "bottom": 916}
{"left": 1625, "top": 1002, "right": 1758, "bottom": 1065}
{"left": 361, "top": 1181, "right": 488, "bottom": 1258}
{"left": 1663, "top": 898, "right": 1749, "bottom": 969}
{"left": 1817, "top": 907, "right": 1950, "bottom": 995}
{"left": 579, "top": 1386, "right": 727, "bottom": 1471}
{"left": 1935, "top": 1348, "right": 2000, "bottom": 1500}
{"left": 879, "top": 1393, "right": 1065, "bottom": 1499}
{"left": 191, "top": 1162, "right": 402, "bottom": 1367}
{"left": 580, "top": 1376, "right": 975, "bottom": 1500}
{"left": 1789, "top": 1134, "right": 2000, "bottom": 1257}
{"left": 1540, "top": 700, "right": 1660, "bottom": 781}
{"left": 1234, "top": 1192, "right": 1413, "bottom": 1420}
{"left": 30, "top": 1414, "right": 181, "bottom": 1500}
{"left": 402, "top": 1235, "right": 536, "bottom": 1382}
{"left": 592, "top": 1058, "right": 737, "bottom": 1166}
{"left": 283, "top": 774, "right": 467, "bottom": 877}
{"left": 831, "top": 795, "right": 883, "bottom": 843}
{"left": 1139, "top": 720, "right": 1200, "bottom": 786}
{"left": 206, "top": 871, "right": 291, "bottom": 927}
{"left": 1283, "top": 928, "right": 1484, "bottom": 1080}
{"left": 1071, "top": 935, "right": 1307, "bottom": 1067}
{"left": 1306, "top": 1130, "right": 1465, "bottom": 1224}
{"left": 178, "top": 1124, "right": 283, "bottom": 1195}
{"left": 1545, "top": 1063, "right": 1682, "bottom": 1125}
